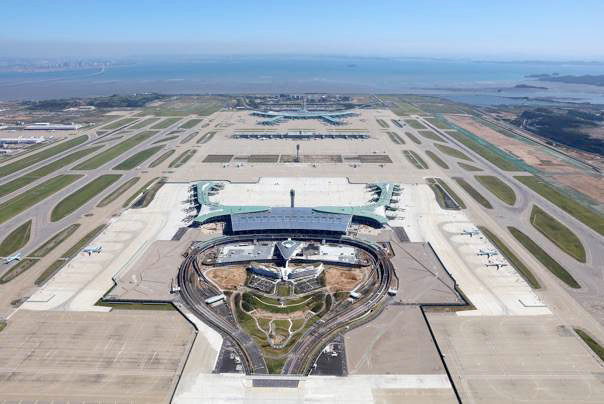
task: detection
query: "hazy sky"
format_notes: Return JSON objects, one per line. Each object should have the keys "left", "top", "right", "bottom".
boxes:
{"left": 2, "top": 0, "right": 604, "bottom": 60}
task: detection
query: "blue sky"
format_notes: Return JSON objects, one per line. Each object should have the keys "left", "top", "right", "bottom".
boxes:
{"left": 2, "top": 0, "right": 603, "bottom": 60}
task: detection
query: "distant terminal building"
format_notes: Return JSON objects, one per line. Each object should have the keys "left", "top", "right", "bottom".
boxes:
{"left": 0, "top": 136, "right": 46, "bottom": 145}
{"left": 24, "top": 122, "right": 82, "bottom": 130}
{"left": 252, "top": 109, "right": 356, "bottom": 125}
{"left": 233, "top": 131, "right": 368, "bottom": 140}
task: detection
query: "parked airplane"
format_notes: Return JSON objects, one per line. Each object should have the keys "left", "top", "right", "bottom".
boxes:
{"left": 82, "top": 246, "right": 102, "bottom": 255}
{"left": 486, "top": 262, "right": 508, "bottom": 270}
{"left": 461, "top": 229, "right": 480, "bottom": 237}
{"left": 3, "top": 252, "right": 22, "bottom": 264}
{"left": 477, "top": 249, "right": 499, "bottom": 258}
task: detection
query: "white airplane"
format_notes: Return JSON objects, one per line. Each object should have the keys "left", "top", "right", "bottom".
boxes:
{"left": 82, "top": 246, "right": 102, "bottom": 255}
{"left": 3, "top": 253, "right": 21, "bottom": 264}
{"left": 461, "top": 229, "right": 480, "bottom": 237}
{"left": 477, "top": 249, "right": 499, "bottom": 258}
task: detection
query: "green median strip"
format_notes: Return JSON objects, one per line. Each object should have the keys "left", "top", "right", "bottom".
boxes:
{"left": 97, "top": 177, "right": 140, "bottom": 207}
{"left": 0, "top": 223, "right": 80, "bottom": 284}
{"left": 404, "top": 119, "right": 427, "bottom": 130}
{"left": 424, "top": 117, "right": 451, "bottom": 129}
{"left": 405, "top": 132, "right": 421, "bottom": 144}
{"left": 425, "top": 150, "right": 449, "bottom": 169}
{"left": 130, "top": 117, "right": 160, "bottom": 129}
{"left": 0, "top": 146, "right": 102, "bottom": 198}
{"left": 123, "top": 177, "right": 163, "bottom": 208}
{"left": 0, "top": 174, "right": 82, "bottom": 224}
{"left": 151, "top": 117, "right": 181, "bottom": 129}
{"left": 180, "top": 118, "right": 203, "bottom": 129}
{"left": 73, "top": 131, "right": 157, "bottom": 170}
{"left": 0, "top": 220, "right": 32, "bottom": 256}
{"left": 169, "top": 150, "right": 196, "bottom": 168}
{"left": 530, "top": 205, "right": 586, "bottom": 262}
{"left": 0, "top": 135, "right": 88, "bottom": 177}
{"left": 152, "top": 135, "right": 179, "bottom": 144}
{"left": 376, "top": 119, "right": 389, "bottom": 128}
{"left": 113, "top": 146, "right": 163, "bottom": 170}
{"left": 475, "top": 175, "right": 516, "bottom": 205}
{"left": 403, "top": 150, "right": 428, "bottom": 169}
{"left": 515, "top": 175, "right": 604, "bottom": 237}
{"left": 149, "top": 150, "right": 175, "bottom": 168}
{"left": 478, "top": 226, "right": 540, "bottom": 289}
{"left": 435, "top": 143, "right": 473, "bottom": 161}
{"left": 574, "top": 329, "right": 604, "bottom": 362}
{"left": 453, "top": 177, "right": 492, "bottom": 209}
{"left": 458, "top": 162, "right": 482, "bottom": 171}
{"left": 51, "top": 174, "right": 121, "bottom": 221}
{"left": 418, "top": 130, "right": 446, "bottom": 142}
{"left": 446, "top": 130, "right": 520, "bottom": 171}
{"left": 36, "top": 224, "right": 106, "bottom": 286}
{"left": 508, "top": 226, "right": 580, "bottom": 288}
{"left": 101, "top": 117, "right": 137, "bottom": 130}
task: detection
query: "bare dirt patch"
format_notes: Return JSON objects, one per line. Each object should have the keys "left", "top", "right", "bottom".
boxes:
{"left": 206, "top": 266, "right": 247, "bottom": 290}
{"left": 325, "top": 267, "right": 364, "bottom": 292}
{"left": 554, "top": 174, "right": 604, "bottom": 204}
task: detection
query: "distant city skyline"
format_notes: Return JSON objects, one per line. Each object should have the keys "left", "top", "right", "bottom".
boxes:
{"left": 1, "top": 0, "right": 604, "bottom": 60}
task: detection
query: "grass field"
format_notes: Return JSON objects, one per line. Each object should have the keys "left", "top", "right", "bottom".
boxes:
{"left": 73, "top": 131, "right": 157, "bottom": 170}
{"left": 0, "top": 220, "right": 32, "bottom": 256}
{"left": 0, "top": 135, "right": 88, "bottom": 178}
{"left": 479, "top": 226, "right": 540, "bottom": 289}
{"left": 446, "top": 130, "right": 520, "bottom": 171}
{"left": 405, "top": 132, "right": 421, "bottom": 144}
{"left": 424, "top": 117, "right": 451, "bottom": 129}
{"left": 435, "top": 143, "right": 473, "bottom": 161}
{"left": 180, "top": 118, "right": 203, "bottom": 129}
{"left": 149, "top": 150, "right": 175, "bottom": 168}
{"left": 403, "top": 150, "right": 428, "bottom": 169}
{"left": 404, "top": 119, "right": 427, "bottom": 130}
{"left": 113, "top": 146, "right": 163, "bottom": 170}
{"left": 180, "top": 132, "right": 199, "bottom": 144}
{"left": 458, "top": 162, "right": 482, "bottom": 171}
{"left": 475, "top": 175, "right": 517, "bottom": 205}
{"left": 575, "top": 329, "right": 604, "bottom": 361}
{"left": 425, "top": 150, "right": 449, "bottom": 169}
{"left": 382, "top": 96, "right": 424, "bottom": 115}
{"left": 95, "top": 300, "right": 175, "bottom": 310}
{"left": 150, "top": 117, "right": 181, "bottom": 129}
{"left": 515, "top": 175, "right": 604, "bottom": 237}
{"left": 130, "top": 117, "right": 160, "bottom": 129}
{"left": 101, "top": 117, "right": 137, "bottom": 130}
{"left": 418, "top": 130, "right": 446, "bottom": 142}
{"left": 508, "top": 226, "right": 580, "bottom": 288}
{"left": 530, "top": 205, "right": 586, "bottom": 262}
{"left": 0, "top": 146, "right": 101, "bottom": 198}
{"left": 0, "top": 224, "right": 80, "bottom": 284}
{"left": 51, "top": 174, "right": 121, "bottom": 221}
{"left": 97, "top": 177, "right": 140, "bottom": 207}
{"left": 453, "top": 177, "right": 493, "bottom": 209}
{"left": 0, "top": 174, "right": 82, "bottom": 224}
{"left": 169, "top": 150, "right": 196, "bottom": 168}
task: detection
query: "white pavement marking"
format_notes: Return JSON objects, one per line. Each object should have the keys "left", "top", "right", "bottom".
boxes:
{"left": 172, "top": 373, "right": 453, "bottom": 403}
{"left": 21, "top": 184, "right": 189, "bottom": 312}
{"left": 212, "top": 177, "right": 373, "bottom": 207}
